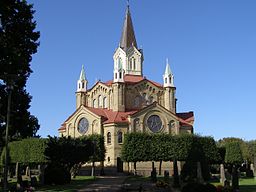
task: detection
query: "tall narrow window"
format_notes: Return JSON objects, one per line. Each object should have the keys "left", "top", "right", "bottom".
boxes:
{"left": 118, "top": 131, "right": 123, "bottom": 143}
{"left": 103, "top": 97, "right": 107, "bottom": 108}
{"left": 133, "top": 58, "right": 136, "bottom": 70}
{"left": 119, "top": 72, "right": 122, "bottom": 79}
{"left": 93, "top": 99, "right": 96, "bottom": 108}
{"left": 107, "top": 132, "right": 111, "bottom": 144}
{"left": 98, "top": 95, "right": 102, "bottom": 107}
{"left": 115, "top": 73, "right": 117, "bottom": 79}
{"left": 165, "top": 78, "right": 167, "bottom": 84}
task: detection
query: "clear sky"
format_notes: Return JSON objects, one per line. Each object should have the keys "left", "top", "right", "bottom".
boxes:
{"left": 26, "top": 0, "right": 256, "bottom": 141}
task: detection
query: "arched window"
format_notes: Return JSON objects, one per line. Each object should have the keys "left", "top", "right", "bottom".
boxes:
{"left": 98, "top": 95, "right": 102, "bottom": 107}
{"left": 107, "top": 132, "right": 111, "bottom": 144}
{"left": 93, "top": 99, "right": 96, "bottom": 108}
{"left": 118, "top": 131, "right": 123, "bottom": 143}
{"left": 103, "top": 97, "right": 107, "bottom": 108}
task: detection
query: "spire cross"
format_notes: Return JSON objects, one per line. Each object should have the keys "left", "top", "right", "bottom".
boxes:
{"left": 127, "top": 0, "right": 130, "bottom": 6}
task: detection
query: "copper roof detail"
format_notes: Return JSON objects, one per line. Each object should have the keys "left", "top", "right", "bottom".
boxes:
{"left": 120, "top": 5, "right": 137, "bottom": 51}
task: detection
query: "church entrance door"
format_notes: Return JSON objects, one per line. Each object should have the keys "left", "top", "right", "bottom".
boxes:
{"left": 117, "top": 157, "right": 123, "bottom": 172}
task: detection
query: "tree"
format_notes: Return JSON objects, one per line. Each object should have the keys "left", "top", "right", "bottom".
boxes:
{"left": 0, "top": 0, "right": 40, "bottom": 146}
{"left": 224, "top": 141, "right": 243, "bottom": 190}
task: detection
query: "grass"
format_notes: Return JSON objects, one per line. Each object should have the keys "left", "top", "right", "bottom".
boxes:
{"left": 36, "top": 176, "right": 95, "bottom": 192}
{"left": 211, "top": 177, "right": 256, "bottom": 192}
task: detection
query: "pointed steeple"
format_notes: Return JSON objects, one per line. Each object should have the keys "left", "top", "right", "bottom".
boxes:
{"left": 79, "top": 65, "right": 86, "bottom": 81}
{"left": 120, "top": 5, "right": 137, "bottom": 51}
{"left": 77, "top": 65, "right": 87, "bottom": 92}
{"left": 164, "top": 58, "right": 172, "bottom": 75}
{"left": 163, "top": 58, "right": 174, "bottom": 87}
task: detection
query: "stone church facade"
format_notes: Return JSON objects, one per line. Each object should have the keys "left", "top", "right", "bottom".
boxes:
{"left": 58, "top": 5, "right": 194, "bottom": 173}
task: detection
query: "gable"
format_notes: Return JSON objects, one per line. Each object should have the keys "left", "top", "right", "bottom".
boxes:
{"left": 129, "top": 102, "right": 180, "bottom": 134}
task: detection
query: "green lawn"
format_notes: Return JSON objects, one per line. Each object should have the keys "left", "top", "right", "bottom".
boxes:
{"left": 31, "top": 176, "right": 95, "bottom": 192}
{"left": 211, "top": 177, "right": 256, "bottom": 192}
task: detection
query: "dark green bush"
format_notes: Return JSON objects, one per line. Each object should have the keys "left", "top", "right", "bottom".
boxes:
{"left": 181, "top": 182, "right": 207, "bottom": 192}
{"left": 44, "top": 164, "right": 71, "bottom": 185}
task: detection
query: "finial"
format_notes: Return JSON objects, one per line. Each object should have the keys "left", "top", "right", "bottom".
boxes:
{"left": 166, "top": 58, "right": 169, "bottom": 65}
{"left": 127, "top": 0, "right": 130, "bottom": 7}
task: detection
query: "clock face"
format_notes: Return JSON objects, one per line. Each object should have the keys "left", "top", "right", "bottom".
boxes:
{"left": 78, "top": 118, "right": 89, "bottom": 134}
{"left": 147, "top": 115, "right": 162, "bottom": 133}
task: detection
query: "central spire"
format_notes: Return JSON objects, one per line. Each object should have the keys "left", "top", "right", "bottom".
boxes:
{"left": 120, "top": 5, "right": 137, "bottom": 51}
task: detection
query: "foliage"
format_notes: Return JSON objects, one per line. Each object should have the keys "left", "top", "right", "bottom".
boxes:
{"left": 218, "top": 137, "right": 249, "bottom": 162}
{"left": 1, "top": 138, "right": 47, "bottom": 165}
{"left": 44, "top": 164, "right": 71, "bottom": 185}
{"left": 224, "top": 141, "right": 243, "bottom": 165}
{"left": 85, "top": 134, "right": 105, "bottom": 162}
{"left": 121, "top": 132, "right": 153, "bottom": 162}
{"left": 44, "top": 136, "right": 93, "bottom": 171}
{"left": 0, "top": 0, "right": 40, "bottom": 145}
{"left": 121, "top": 133, "right": 220, "bottom": 163}
{"left": 247, "top": 140, "right": 256, "bottom": 163}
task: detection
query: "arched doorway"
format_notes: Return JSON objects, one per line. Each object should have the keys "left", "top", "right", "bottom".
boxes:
{"left": 117, "top": 157, "right": 123, "bottom": 172}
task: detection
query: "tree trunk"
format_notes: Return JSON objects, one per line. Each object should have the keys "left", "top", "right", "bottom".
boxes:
{"left": 100, "top": 161, "right": 105, "bottom": 176}
{"left": 232, "top": 165, "right": 239, "bottom": 190}
{"left": 197, "top": 161, "right": 203, "bottom": 183}
{"left": 15, "top": 162, "right": 19, "bottom": 178}
{"left": 91, "top": 161, "right": 95, "bottom": 178}
{"left": 159, "top": 160, "right": 162, "bottom": 175}
{"left": 172, "top": 159, "right": 180, "bottom": 188}
{"left": 133, "top": 162, "right": 137, "bottom": 175}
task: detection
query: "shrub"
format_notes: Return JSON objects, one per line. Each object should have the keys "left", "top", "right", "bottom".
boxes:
{"left": 181, "top": 182, "right": 207, "bottom": 192}
{"left": 44, "top": 164, "right": 71, "bottom": 185}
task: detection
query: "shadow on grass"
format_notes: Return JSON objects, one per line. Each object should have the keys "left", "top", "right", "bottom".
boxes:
{"left": 239, "top": 185, "right": 256, "bottom": 192}
{"left": 36, "top": 176, "right": 95, "bottom": 192}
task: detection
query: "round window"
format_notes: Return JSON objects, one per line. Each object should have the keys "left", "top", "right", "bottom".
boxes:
{"left": 147, "top": 115, "right": 162, "bottom": 133}
{"left": 78, "top": 118, "right": 89, "bottom": 134}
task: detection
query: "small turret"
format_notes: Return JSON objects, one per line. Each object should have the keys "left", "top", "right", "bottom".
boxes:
{"left": 76, "top": 65, "right": 88, "bottom": 108}
{"left": 77, "top": 65, "right": 87, "bottom": 92}
{"left": 163, "top": 58, "right": 174, "bottom": 88}
{"left": 163, "top": 59, "right": 176, "bottom": 113}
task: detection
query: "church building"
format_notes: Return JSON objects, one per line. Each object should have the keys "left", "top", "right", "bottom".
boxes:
{"left": 58, "top": 5, "right": 194, "bottom": 173}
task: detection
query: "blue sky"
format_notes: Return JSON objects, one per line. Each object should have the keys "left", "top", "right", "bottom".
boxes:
{"left": 26, "top": 0, "right": 256, "bottom": 140}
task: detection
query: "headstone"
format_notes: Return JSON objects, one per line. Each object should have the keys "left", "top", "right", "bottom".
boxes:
{"left": 220, "top": 164, "right": 226, "bottom": 185}
{"left": 250, "top": 163, "right": 255, "bottom": 177}
{"left": 25, "top": 166, "right": 30, "bottom": 177}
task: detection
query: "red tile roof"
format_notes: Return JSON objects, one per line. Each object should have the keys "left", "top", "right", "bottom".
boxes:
{"left": 177, "top": 112, "right": 194, "bottom": 122}
{"left": 102, "top": 75, "right": 162, "bottom": 88}
{"left": 86, "top": 107, "right": 137, "bottom": 124}
{"left": 177, "top": 111, "right": 194, "bottom": 127}
{"left": 58, "top": 125, "right": 66, "bottom": 131}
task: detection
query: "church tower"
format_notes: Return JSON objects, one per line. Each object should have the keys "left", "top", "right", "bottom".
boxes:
{"left": 163, "top": 59, "right": 176, "bottom": 113}
{"left": 113, "top": 5, "right": 141, "bottom": 112}
{"left": 113, "top": 5, "right": 143, "bottom": 77}
{"left": 76, "top": 65, "right": 87, "bottom": 108}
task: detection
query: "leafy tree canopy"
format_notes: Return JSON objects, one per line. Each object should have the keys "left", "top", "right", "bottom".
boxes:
{"left": 0, "top": 0, "right": 40, "bottom": 145}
